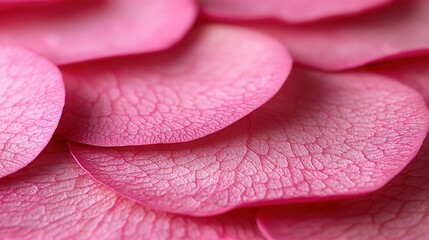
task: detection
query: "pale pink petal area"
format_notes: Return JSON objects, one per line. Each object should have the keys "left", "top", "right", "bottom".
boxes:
{"left": 69, "top": 68, "right": 429, "bottom": 216}
{"left": 0, "top": 137, "right": 263, "bottom": 240}
{"left": 257, "top": 137, "right": 429, "bottom": 240}
{"left": 256, "top": 0, "right": 429, "bottom": 71}
{"left": 200, "top": 0, "right": 392, "bottom": 23}
{"left": 368, "top": 57, "right": 429, "bottom": 106}
{"left": 57, "top": 24, "right": 292, "bottom": 146}
{"left": 0, "top": 45, "right": 64, "bottom": 178}
{"left": 0, "top": 0, "right": 196, "bottom": 64}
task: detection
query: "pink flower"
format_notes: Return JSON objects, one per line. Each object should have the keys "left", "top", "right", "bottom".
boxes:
{"left": 1, "top": 0, "right": 429, "bottom": 239}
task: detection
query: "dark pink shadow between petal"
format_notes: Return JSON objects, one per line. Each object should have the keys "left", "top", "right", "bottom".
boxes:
{"left": 368, "top": 56, "right": 429, "bottom": 107}
{"left": 0, "top": 0, "right": 63, "bottom": 5}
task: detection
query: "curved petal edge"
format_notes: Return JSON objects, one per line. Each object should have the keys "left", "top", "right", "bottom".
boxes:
{"left": 0, "top": 45, "right": 64, "bottom": 178}
{"left": 58, "top": 24, "right": 293, "bottom": 146}
{"left": 69, "top": 68, "right": 429, "bottom": 216}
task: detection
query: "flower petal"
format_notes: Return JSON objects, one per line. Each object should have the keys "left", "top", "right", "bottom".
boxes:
{"left": 0, "top": 0, "right": 196, "bottom": 64}
{"left": 257, "top": 136, "right": 429, "bottom": 240}
{"left": 0, "top": 137, "right": 263, "bottom": 239}
{"left": 69, "top": 68, "right": 429, "bottom": 216}
{"left": 58, "top": 24, "right": 292, "bottom": 146}
{"left": 256, "top": 0, "right": 429, "bottom": 70}
{"left": 200, "top": 0, "right": 392, "bottom": 23}
{"left": 369, "top": 56, "right": 429, "bottom": 106}
{"left": 0, "top": 45, "right": 64, "bottom": 178}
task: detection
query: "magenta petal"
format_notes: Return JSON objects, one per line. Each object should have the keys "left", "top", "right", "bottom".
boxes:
{"left": 257, "top": 0, "right": 429, "bottom": 71}
{"left": 69, "top": 68, "right": 429, "bottom": 216}
{"left": 0, "top": 137, "right": 263, "bottom": 240}
{"left": 0, "top": 45, "right": 64, "bottom": 178}
{"left": 257, "top": 137, "right": 429, "bottom": 240}
{"left": 58, "top": 24, "right": 292, "bottom": 146}
{"left": 200, "top": 0, "right": 392, "bottom": 23}
{"left": 0, "top": 0, "right": 196, "bottom": 64}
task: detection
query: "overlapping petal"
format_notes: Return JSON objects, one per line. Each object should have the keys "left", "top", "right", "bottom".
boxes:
{"left": 0, "top": 45, "right": 64, "bottom": 178}
{"left": 256, "top": 0, "right": 429, "bottom": 71}
{"left": 369, "top": 56, "right": 429, "bottom": 106}
{"left": 69, "top": 68, "right": 429, "bottom": 216}
{"left": 0, "top": 0, "right": 196, "bottom": 64}
{"left": 257, "top": 137, "right": 429, "bottom": 240}
{"left": 0, "top": 137, "right": 263, "bottom": 239}
{"left": 58, "top": 24, "right": 292, "bottom": 146}
{"left": 200, "top": 0, "right": 392, "bottom": 23}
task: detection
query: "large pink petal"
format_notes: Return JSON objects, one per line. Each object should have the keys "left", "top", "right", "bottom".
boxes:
{"left": 200, "top": 0, "right": 392, "bottom": 23}
{"left": 257, "top": 137, "right": 429, "bottom": 240}
{"left": 368, "top": 57, "right": 429, "bottom": 106}
{"left": 0, "top": 0, "right": 196, "bottom": 64}
{"left": 58, "top": 24, "right": 292, "bottom": 146}
{"left": 69, "top": 68, "right": 429, "bottom": 216}
{"left": 0, "top": 45, "right": 64, "bottom": 178}
{"left": 256, "top": 0, "right": 429, "bottom": 71}
{"left": 0, "top": 137, "right": 263, "bottom": 239}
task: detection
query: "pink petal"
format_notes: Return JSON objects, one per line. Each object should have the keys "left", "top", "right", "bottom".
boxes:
{"left": 0, "top": 0, "right": 196, "bottom": 64}
{"left": 58, "top": 24, "right": 292, "bottom": 146}
{"left": 0, "top": 45, "right": 64, "bottom": 178}
{"left": 257, "top": 137, "right": 429, "bottom": 240}
{"left": 200, "top": 0, "right": 392, "bottom": 23}
{"left": 368, "top": 57, "right": 429, "bottom": 106}
{"left": 256, "top": 0, "right": 429, "bottom": 71}
{"left": 0, "top": 137, "right": 263, "bottom": 240}
{"left": 69, "top": 68, "right": 429, "bottom": 216}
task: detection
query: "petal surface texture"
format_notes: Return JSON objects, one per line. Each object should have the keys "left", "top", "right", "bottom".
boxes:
{"left": 0, "top": 46, "right": 64, "bottom": 177}
{"left": 0, "top": 138, "right": 261, "bottom": 239}
{"left": 58, "top": 25, "right": 292, "bottom": 146}
{"left": 257, "top": 0, "right": 429, "bottom": 71}
{"left": 69, "top": 68, "right": 429, "bottom": 216}
{"left": 0, "top": 0, "right": 196, "bottom": 64}
{"left": 0, "top": 137, "right": 264, "bottom": 239}
{"left": 257, "top": 137, "right": 429, "bottom": 240}
{"left": 200, "top": 0, "right": 392, "bottom": 23}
